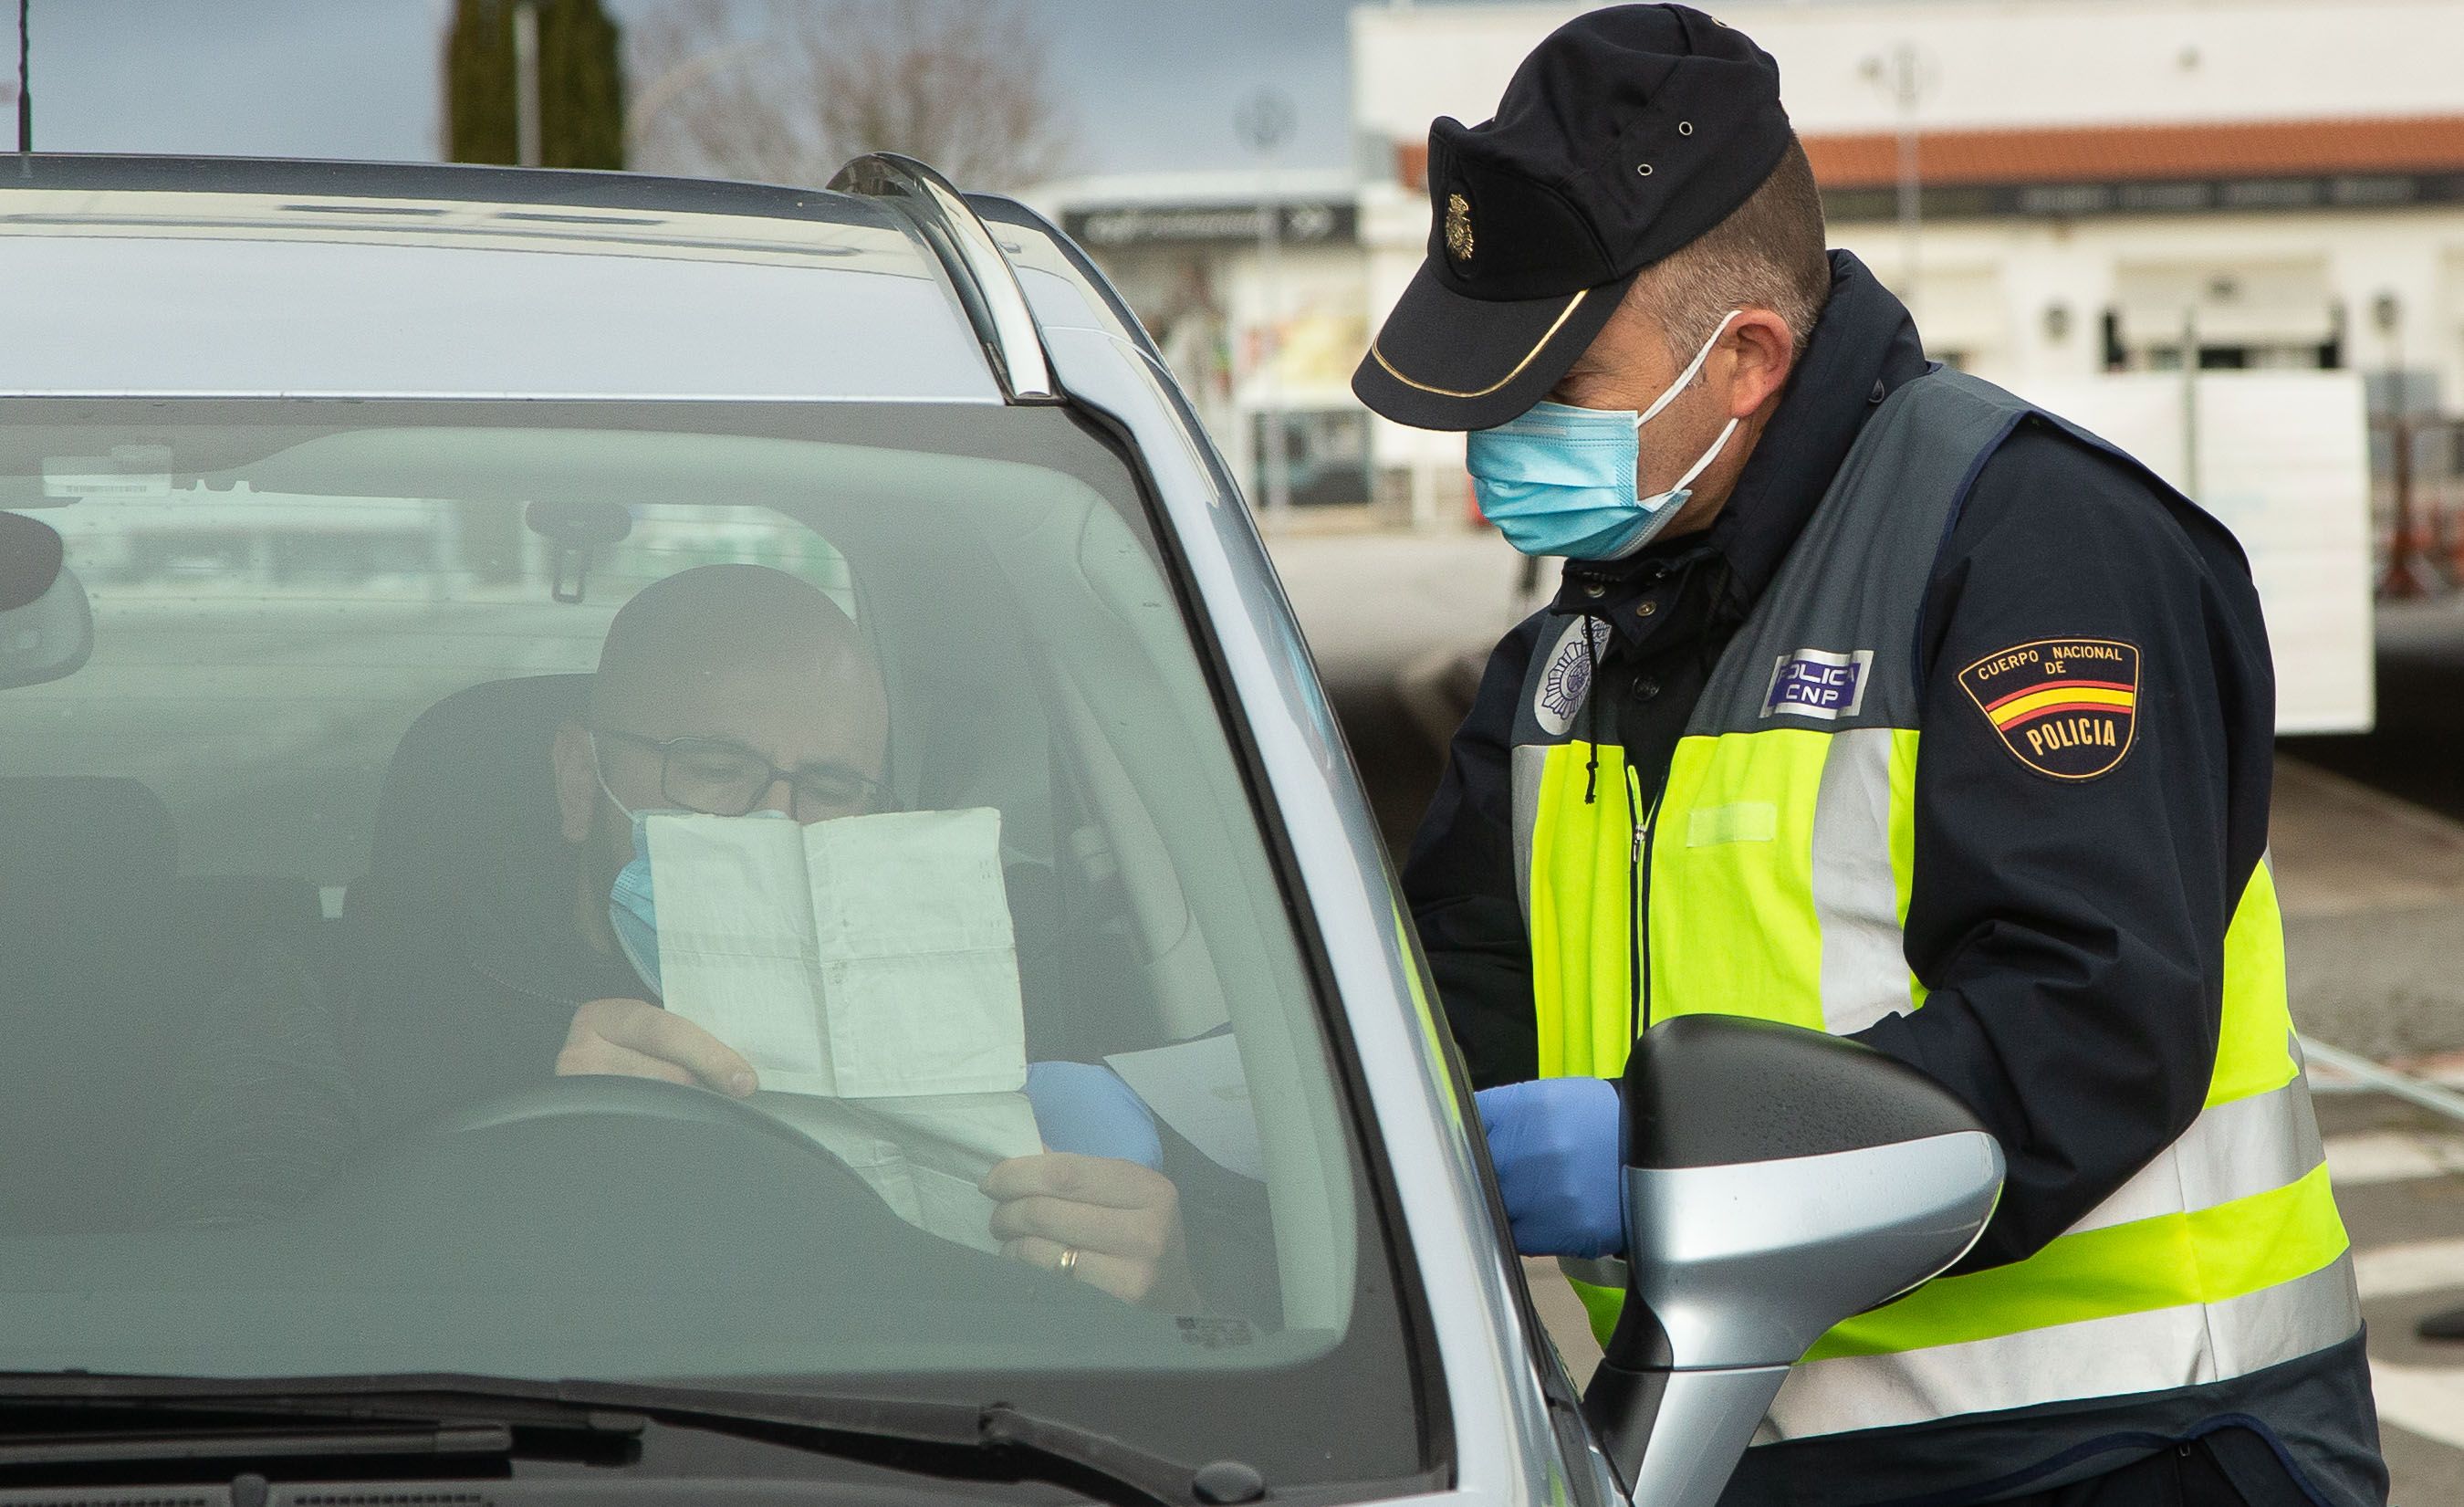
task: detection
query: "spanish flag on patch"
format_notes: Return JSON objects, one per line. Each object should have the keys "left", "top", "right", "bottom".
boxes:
{"left": 1957, "top": 638, "right": 2141, "bottom": 780}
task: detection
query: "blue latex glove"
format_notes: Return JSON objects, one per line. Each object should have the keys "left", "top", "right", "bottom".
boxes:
{"left": 1477, "top": 1077, "right": 1624, "bottom": 1260}
{"left": 1023, "top": 1061, "right": 1164, "bottom": 1171}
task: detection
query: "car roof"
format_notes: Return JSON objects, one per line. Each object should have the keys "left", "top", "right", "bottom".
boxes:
{"left": 0, "top": 155, "right": 1012, "bottom": 403}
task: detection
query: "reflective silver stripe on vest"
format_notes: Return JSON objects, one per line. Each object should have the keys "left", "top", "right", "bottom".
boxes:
{"left": 1757, "top": 1253, "right": 2363, "bottom": 1441}
{"left": 1512, "top": 742, "right": 1550, "bottom": 924}
{"left": 2071, "top": 1072, "right": 2325, "bottom": 1234}
{"left": 1811, "top": 727, "right": 1912, "bottom": 1035}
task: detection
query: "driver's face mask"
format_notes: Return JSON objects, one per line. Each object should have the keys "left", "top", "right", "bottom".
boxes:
{"left": 1465, "top": 309, "right": 1743, "bottom": 560}
{"left": 594, "top": 759, "right": 788, "bottom": 999}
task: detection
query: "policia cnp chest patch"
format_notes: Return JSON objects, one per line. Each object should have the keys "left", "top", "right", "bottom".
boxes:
{"left": 1958, "top": 638, "right": 2141, "bottom": 780}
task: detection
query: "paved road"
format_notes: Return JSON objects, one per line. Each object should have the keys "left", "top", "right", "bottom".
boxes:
{"left": 2284, "top": 597, "right": 2464, "bottom": 1500}
{"left": 1273, "top": 532, "right": 2464, "bottom": 1502}
{"left": 2313, "top": 1077, "right": 2464, "bottom": 1502}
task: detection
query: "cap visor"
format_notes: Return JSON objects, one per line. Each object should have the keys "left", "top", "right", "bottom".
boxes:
{"left": 1352, "top": 259, "right": 1634, "bottom": 431}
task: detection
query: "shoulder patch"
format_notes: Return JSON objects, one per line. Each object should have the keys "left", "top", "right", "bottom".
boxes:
{"left": 1958, "top": 638, "right": 2140, "bottom": 780}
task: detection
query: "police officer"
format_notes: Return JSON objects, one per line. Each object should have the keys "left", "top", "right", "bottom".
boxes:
{"left": 1353, "top": 8, "right": 2386, "bottom": 1505}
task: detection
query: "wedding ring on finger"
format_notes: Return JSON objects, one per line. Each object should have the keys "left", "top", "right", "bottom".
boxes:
{"left": 1058, "top": 1246, "right": 1081, "bottom": 1278}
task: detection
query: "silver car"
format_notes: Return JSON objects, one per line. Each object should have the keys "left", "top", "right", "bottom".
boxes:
{"left": 0, "top": 153, "right": 2001, "bottom": 1507}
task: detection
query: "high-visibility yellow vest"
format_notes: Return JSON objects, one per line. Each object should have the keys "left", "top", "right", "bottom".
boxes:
{"left": 1509, "top": 369, "right": 2357, "bottom": 1441}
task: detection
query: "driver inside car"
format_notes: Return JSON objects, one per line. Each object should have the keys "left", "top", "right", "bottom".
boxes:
{"left": 351, "top": 563, "right": 1209, "bottom": 1310}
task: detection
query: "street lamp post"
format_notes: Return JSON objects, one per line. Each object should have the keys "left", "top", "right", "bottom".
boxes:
{"left": 512, "top": 0, "right": 543, "bottom": 169}
{"left": 1860, "top": 44, "right": 1927, "bottom": 324}
{"left": 1237, "top": 89, "right": 1297, "bottom": 525}
{"left": 16, "top": 0, "right": 31, "bottom": 152}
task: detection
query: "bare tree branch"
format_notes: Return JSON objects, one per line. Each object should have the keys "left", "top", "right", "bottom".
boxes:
{"left": 629, "top": 0, "right": 1075, "bottom": 192}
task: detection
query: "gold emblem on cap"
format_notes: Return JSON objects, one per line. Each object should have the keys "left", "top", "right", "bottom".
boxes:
{"left": 1444, "top": 192, "right": 1475, "bottom": 264}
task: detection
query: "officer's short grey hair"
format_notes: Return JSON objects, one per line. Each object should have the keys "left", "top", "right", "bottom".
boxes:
{"left": 1624, "top": 135, "right": 1832, "bottom": 369}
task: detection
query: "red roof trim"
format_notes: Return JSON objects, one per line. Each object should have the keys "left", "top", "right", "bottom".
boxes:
{"left": 1395, "top": 116, "right": 2464, "bottom": 194}
{"left": 1804, "top": 115, "right": 2464, "bottom": 189}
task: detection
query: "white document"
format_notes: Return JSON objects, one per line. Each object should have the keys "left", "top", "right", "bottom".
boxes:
{"left": 755, "top": 1091, "right": 1041, "bottom": 1256}
{"left": 649, "top": 807, "right": 1028, "bottom": 1097}
{"left": 1103, "top": 1031, "right": 1266, "bottom": 1181}
{"left": 646, "top": 808, "right": 1042, "bottom": 1249}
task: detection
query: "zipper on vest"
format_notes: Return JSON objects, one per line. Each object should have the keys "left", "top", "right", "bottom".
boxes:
{"left": 1626, "top": 764, "right": 1663, "bottom": 1043}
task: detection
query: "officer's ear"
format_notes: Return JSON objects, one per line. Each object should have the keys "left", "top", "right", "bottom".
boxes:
{"left": 551, "top": 718, "right": 602, "bottom": 845}
{"left": 1719, "top": 308, "right": 1797, "bottom": 420}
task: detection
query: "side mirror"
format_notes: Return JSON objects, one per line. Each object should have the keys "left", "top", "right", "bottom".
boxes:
{"left": 1580, "top": 1016, "right": 2003, "bottom": 1507}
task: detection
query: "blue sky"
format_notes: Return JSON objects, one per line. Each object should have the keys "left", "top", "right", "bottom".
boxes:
{"left": 11, "top": 0, "right": 1364, "bottom": 176}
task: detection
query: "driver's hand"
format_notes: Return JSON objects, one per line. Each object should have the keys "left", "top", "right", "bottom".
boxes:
{"left": 983, "top": 1153, "right": 1200, "bottom": 1310}
{"left": 556, "top": 997, "right": 757, "bottom": 1098}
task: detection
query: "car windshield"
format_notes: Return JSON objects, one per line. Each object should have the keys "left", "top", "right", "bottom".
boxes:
{"left": 0, "top": 399, "right": 1426, "bottom": 1485}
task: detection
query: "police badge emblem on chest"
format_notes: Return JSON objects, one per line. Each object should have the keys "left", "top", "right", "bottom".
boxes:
{"left": 1533, "top": 616, "right": 1613, "bottom": 738}
{"left": 1958, "top": 638, "right": 2141, "bottom": 780}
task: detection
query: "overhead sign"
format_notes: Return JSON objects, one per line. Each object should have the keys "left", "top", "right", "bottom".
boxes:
{"left": 1062, "top": 201, "right": 1358, "bottom": 249}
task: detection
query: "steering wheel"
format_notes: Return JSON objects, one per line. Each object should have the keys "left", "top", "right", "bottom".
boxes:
{"left": 125, "top": 1073, "right": 1148, "bottom": 1379}
{"left": 311, "top": 1072, "right": 985, "bottom": 1279}
{"left": 423, "top": 1072, "right": 847, "bottom": 1158}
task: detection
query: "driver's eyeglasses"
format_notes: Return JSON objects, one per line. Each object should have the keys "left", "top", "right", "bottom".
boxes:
{"left": 591, "top": 730, "right": 892, "bottom": 822}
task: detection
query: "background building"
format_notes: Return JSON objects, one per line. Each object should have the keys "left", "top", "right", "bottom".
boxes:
{"left": 1352, "top": 0, "right": 2464, "bottom": 530}
{"left": 1054, "top": 0, "right": 2464, "bottom": 539}
{"left": 1027, "top": 168, "right": 1379, "bottom": 520}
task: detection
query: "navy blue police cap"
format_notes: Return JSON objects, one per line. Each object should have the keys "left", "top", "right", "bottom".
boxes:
{"left": 1352, "top": 4, "right": 1793, "bottom": 432}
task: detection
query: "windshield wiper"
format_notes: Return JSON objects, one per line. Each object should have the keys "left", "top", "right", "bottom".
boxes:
{"left": 0, "top": 1381, "right": 655, "bottom": 1480}
{"left": 0, "top": 1400, "right": 645, "bottom": 1470}
{"left": 0, "top": 1375, "right": 1250, "bottom": 1506}
{"left": 629, "top": 1387, "right": 1228, "bottom": 1507}
{"left": 0, "top": 1383, "right": 646, "bottom": 1475}
{"left": 0, "top": 1418, "right": 520, "bottom": 1470}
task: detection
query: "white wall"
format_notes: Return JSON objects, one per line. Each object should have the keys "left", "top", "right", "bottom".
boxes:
{"left": 1351, "top": 0, "right": 2464, "bottom": 151}
{"left": 1826, "top": 209, "right": 2464, "bottom": 403}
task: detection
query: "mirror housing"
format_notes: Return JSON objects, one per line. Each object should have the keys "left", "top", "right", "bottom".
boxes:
{"left": 1581, "top": 1016, "right": 2003, "bottom": 1507}
{"left": 0, "top": 512, "right": 66, "bottom": 613}
{"left": 0, "top": 514, "right": 91, "bottom": 691}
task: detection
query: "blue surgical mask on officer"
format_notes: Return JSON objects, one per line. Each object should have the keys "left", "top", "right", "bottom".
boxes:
{"left": 1466, "top": 309, "right": 1743, "bottom": 560}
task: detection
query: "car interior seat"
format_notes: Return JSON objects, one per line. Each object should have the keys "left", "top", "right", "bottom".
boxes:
{"left": 0, "top": 776, "right": 195, "bottom": 1232}
{"left": 856, "top": 583, "right": 1179, "bottom": 1060}
{"left": 357, "top": 672, "right": 590, "bottom": 959}
{"left": 342, "top": 674, "right": 595, "bottom": 1135}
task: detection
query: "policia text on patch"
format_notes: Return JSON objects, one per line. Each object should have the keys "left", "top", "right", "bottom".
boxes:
{"left": 1958, "top": 638, "right": 2141, "bottom": 780}
{"left": 1354, "top": 6, "right": 2385, "bottom": 1506}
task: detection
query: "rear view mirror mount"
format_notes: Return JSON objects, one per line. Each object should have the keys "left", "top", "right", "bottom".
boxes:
{"left": 1581, "top": 1015, "right": 2004, "bottom": 1507}
{"left": 525, "top": 499, "right": 632, "bottom": 606}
